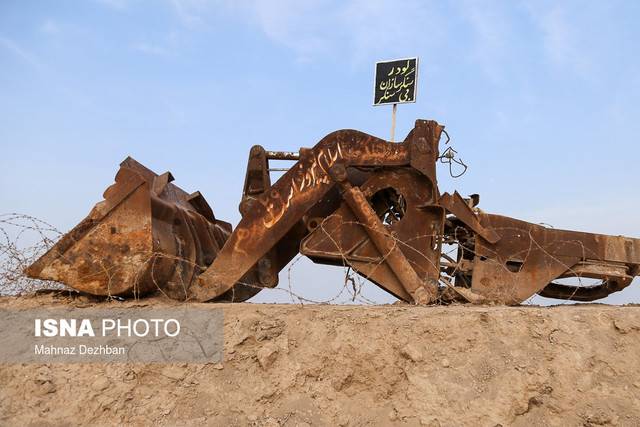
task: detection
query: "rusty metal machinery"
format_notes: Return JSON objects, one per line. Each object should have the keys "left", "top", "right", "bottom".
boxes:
{"left": 26, "top": 120, "right": 640, "bottom": 304}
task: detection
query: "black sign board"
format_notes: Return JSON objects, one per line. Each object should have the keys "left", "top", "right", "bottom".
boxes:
{"left": 373, "top": 57, "right": 418, "bottom": 106}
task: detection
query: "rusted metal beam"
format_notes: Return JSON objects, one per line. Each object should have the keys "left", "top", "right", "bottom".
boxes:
{"left": 190, "top": 127, "right": 417, "bottom": 301}
{"left": 25, "top": 119, "right": 640, "bottom": 305}
{"left": 328, "top": 163, "right": 437, "bottom": 304}
{"left": 266, "top": 151, "right": 300, "bottom": 161}
{"left": 440, "top": 191, "right": 500, "bottom": 244}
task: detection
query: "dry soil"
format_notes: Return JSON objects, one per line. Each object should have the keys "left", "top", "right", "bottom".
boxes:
{"left": 1, "top": 292, "right": 639, "bottom": 426}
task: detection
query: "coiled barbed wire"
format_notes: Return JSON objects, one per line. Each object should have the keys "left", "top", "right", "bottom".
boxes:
{"left": 0, "top": 212, "right": 610, "bottom": 305}
{"left": 0, "top": 213, "right": 65, "bottom": 295}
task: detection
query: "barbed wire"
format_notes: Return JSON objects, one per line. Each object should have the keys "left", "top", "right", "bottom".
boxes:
{"left": 0, "top": 213, "right": 66, "bottom": 295}
{"left": 0, "top": 212, "right": 628, "bottom": 305}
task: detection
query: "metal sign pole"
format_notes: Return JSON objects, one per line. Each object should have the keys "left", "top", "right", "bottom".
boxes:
{"left": 391, "top": 103, "right": 397, "bottom": 142}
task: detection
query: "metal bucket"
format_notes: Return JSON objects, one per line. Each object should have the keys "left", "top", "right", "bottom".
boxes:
{"left": 25, "top": 157, "right": 230, "bottom": 300}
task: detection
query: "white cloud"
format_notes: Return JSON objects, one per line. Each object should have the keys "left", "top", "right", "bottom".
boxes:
{"left": 40, "top": 19, "right": 60, "bottom": 36}
{"left": 157, "top": 0, "right": 518, "bottom": 72}
{"left": 131, "top": 31, "right": 181, "bottom": 57}
{"left": 337, "top": 0, "right": 443, "bottom": 63}
{"left": 216, "top": 0, "right": 445, "bottom": 64}
{"left": 170, "top": 0, "right": 216, "bottom": 28}
{"left": 131, "top": 42, "right": 170, "bottom": 56}
{"left": 456, "top": 1, "right": 512, "bottom": 82}
{"left": 150, "top": 0, "right": 610, "bottom": 80}
{"left": 245, "top": 0, "right": 335, "bottom": 61}
{"left": 524, "top": 2, "right": 597, "bottom": 77}
{"left": 94, "top": 0, "right": 129, "bottom": 10}
{"left": 0, "top": 36, "right": 43, "bottom": 70}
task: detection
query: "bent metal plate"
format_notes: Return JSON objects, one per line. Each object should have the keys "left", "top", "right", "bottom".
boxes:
{"left": 373, "top": 57, "right": 418, "bottom": 106}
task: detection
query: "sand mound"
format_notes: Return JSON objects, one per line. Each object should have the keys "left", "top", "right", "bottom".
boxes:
{"left": 1, "top": 293, "right": 639, "bottom": 426}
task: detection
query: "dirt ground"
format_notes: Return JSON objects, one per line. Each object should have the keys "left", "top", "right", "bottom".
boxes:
{"left": 1, "top": 292, "right": 639, "bottom": 427}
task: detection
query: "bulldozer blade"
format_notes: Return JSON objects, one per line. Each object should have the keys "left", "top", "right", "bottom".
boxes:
{"left": 25, "top": 157, "right": 231, "bottom": 300}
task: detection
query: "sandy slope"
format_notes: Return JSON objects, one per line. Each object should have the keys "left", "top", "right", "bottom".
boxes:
{"left": 1, "top": 293, "right": 639, "bottom": 426}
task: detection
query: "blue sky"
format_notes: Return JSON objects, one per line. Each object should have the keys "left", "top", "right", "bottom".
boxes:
{"left": 1, "top": 0, "right": 639, "bottom": 304}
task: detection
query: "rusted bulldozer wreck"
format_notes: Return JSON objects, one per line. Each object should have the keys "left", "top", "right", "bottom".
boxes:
{"left": 27, "top": 120, "right": 640, "bottom": 304}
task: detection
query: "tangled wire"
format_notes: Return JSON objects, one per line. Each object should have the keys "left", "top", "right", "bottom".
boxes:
{"left": 0, "top": 213, "right": 65, "bottom": 295}
{"left": 0, "top": 212, "right": 620, "bottom": 306}
{"left": 438, "top": 130, "right": 468, "bottom": 178}
{"left": 0, "top": 212, "right": 387, "bottom": 304}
